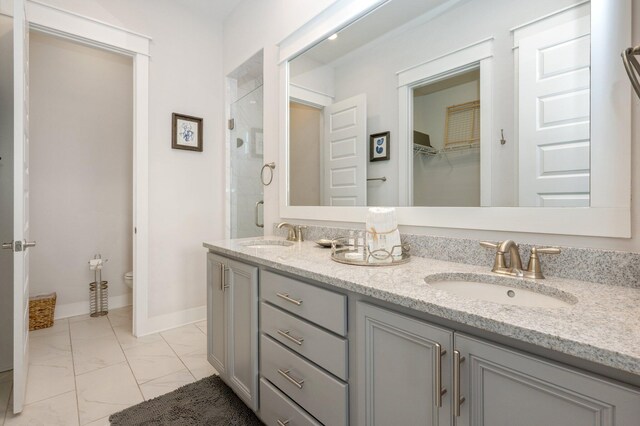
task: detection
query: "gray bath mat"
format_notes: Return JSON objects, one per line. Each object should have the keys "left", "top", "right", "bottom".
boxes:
{"left": 109, "top": 375, "right": 262, "bottom": 425}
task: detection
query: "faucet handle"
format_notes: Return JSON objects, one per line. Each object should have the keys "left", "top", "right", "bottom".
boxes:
{"left": 294, "top": 225, "right": 307, "bottom": 242}
{"left": 525, "top": 246, "right": 560, "bottom": 279}
{"left": 534, "top": 247, "right": 561, "bottom": 255}
{"left": 479, "top": 241, "right": 499, "bottom": 250}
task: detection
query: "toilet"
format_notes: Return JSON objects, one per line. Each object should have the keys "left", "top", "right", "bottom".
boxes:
{"left": 124, "top": 271, "right": 133, "bottom": 289}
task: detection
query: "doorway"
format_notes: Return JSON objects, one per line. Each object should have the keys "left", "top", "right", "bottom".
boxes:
{"left": 29, "top": 32, "right": 134, "bottom": 319}
{"left": 227, "top": 51, "right": 264, "bottom": 238}
{"left": 2, "top": 1, "right": 150, "bottom": 413}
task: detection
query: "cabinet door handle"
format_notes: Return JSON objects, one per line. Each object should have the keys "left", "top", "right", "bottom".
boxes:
{"left": 435, "top": 343, "right": 447, "bottom": 408}
{"left": 277, "top": 329, "right": 304, "bottom": 346}
{"left": 219, "top": 263, "right": 224, "bottom": 291}
{"left": 277, "top": 368, "right": 304, "bottom": 389}
{"left": 277, "top": 420, "right": 290, "bottom": 426}
{"left": 453, "top": 350, "right": 466, "bottom": 417}
{"left": 276, "top": 292, "right": 303, "bottom": 306}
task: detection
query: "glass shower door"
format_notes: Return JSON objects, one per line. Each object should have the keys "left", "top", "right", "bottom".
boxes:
{"left": 230, "top": 84, "right": 263, "bottom": 238}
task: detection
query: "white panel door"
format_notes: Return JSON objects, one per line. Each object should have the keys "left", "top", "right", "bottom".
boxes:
{"left": 12, "top": 0, "right": 32, "bottom": 414}
{"left": 518, "top": 16, "right": 590, "bottom": 207}
{"left": 322, "top": 94, "right": 366, "bottom": 206}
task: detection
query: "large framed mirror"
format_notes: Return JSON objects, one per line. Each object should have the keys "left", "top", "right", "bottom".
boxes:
{"left": 278, "top": 0, "right": 631, "bottom": 237}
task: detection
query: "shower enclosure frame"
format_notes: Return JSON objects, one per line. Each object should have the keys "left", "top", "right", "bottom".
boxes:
{"left": 225, "top": 50, "right": 265, "bottom": 240}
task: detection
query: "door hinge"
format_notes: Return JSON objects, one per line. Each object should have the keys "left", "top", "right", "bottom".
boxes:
{"left": 135, "top": 227, "right": 137, "bottom": 234}
{"left": 228, "top": 118, "right": 235, "bottom": 130}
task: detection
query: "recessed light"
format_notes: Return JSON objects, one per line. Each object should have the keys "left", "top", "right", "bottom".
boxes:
{"left": 328, "top": 33, "right": 338, "bottom": 41}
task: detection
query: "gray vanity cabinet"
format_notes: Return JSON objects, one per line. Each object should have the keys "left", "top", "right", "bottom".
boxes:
{"left": 206, "top": 253, "right": 259, "bottom": 411}
{"left": 356, "top": 302, "right": 453, "bottom": 426}
{"left": 454, "top": 333, "right": 640, "bottom": 426}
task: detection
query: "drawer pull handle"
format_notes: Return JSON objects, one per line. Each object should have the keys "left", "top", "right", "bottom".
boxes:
{"left": 453, "top": 350, "right": 466, "bottom": 417}
{"left": 277, "top": 420, "right": 290, "bottom": 426}
{"left": 277, "top": 329, "right": 304, "bottom": 346}
{"left": 277, "top": 368, "right": 304, "bottom": 389}
{"left": 276, "top": 292, "right": 303, "bottom": 306}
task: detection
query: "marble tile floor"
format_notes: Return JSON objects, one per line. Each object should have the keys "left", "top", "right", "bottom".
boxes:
{"left": 0, "top": 307, "right": 215, "bottom": 425}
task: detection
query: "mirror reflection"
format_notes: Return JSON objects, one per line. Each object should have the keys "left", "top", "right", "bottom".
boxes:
{"left": 288, "top": 0, "right": 591, "bottom": 207}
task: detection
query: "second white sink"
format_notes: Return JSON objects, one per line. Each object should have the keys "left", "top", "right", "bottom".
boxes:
{"left": 425, "top": 273, "right": 576, "bottom": 308}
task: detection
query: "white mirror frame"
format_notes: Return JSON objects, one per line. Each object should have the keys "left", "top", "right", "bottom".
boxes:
{"left": 278, "top": 0, "right": 631, "bottom": 238}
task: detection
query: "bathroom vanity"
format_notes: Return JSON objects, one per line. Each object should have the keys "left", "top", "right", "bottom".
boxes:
{"left": 204, "top": 239, "right": 640, "bottom": 426}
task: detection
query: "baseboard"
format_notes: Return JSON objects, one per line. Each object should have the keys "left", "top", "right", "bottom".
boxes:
{"left": 137, "top": 305, "right": 206, "bottom": 337}
{"left": 54, "top": 293, "right": 133, "bottom": 320}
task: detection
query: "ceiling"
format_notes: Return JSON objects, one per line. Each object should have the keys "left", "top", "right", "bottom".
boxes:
{"left": 296, "top": 0, "right": 450, "bottom": 65}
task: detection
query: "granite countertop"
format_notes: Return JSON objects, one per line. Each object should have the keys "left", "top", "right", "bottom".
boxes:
{"left": 204, "top": 237, "right": 640, "bottom": 377}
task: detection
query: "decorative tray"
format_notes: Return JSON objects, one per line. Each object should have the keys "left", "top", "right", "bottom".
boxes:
{"left": 330, "top": 237, "right": 411, "bottom": 266}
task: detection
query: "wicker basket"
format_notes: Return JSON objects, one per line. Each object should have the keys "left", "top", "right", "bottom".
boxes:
{"left": 29, "top": 292, "right": 57, "bottom": 331}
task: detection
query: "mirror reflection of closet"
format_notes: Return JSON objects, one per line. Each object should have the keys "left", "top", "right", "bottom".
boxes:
{"left": 412, "top": 69, "right": 480, "bottom": 207}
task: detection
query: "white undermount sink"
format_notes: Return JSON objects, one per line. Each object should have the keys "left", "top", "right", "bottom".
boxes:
{"left": 239, "top": 240, "right": 294, "bottom": 249}
{"left": 425, "top": 273, "right": 576, "bottom": 308}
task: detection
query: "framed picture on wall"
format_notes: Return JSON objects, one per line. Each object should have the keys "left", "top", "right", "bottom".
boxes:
{"left": 172, "top": 113, "right": 203, "bottom": 152}
{"left": 370, "top": 131, "right": 390, "bottom": 161}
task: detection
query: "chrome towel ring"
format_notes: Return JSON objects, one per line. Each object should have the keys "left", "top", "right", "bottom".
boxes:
{"left": 261, "top": 162, "right": 276, "bottom": 186}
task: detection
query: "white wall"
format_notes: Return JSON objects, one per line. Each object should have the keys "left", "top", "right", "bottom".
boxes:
{"left": 0, "top": 14, "right": 14, "bottom": 372}
{"left": 413, "top": 79, "right": 480, "bottom": 207}
{"left": 20, "top": 0, "right": 227, "bottom": 325}
{"left": 29, "top": 32, "right": 133, "bottom": 317}
{"left": 225, "top": 0, "right": 640, "bottom": 253}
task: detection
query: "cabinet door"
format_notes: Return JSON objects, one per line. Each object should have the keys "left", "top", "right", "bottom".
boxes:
{"left": 206, "top": 253, "right": 227, "bottom": 376}
{"left": 356, "top": 302, "right": 453, "bottom": 426}
{"left": 226, "top": 258, "right": 259, "bottom": 411}
{"left": 454, "top": 333, "right": 640, "bottom": 426}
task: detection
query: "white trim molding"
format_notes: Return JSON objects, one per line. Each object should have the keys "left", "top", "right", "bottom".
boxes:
{"left": 55, "top": 293, "right": 132, "bottom": 320}
{"left": 289, "top": 83, "right": 334, "bottom": 107}
{"left": 137, "top": 306, "right": 206, "bottom": 337}
{"left": 9, "top": 1, "right": 153, "bottom": 334}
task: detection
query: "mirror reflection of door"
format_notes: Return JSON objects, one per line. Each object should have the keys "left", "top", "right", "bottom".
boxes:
{"left": 517, "top": 15, "right": 591, "bottom": 207}
{"left": 290, "top": 94, "right": 367, "bottom": 206}
{"left": 412, "top": 69, "right": 481, "bottom": 207}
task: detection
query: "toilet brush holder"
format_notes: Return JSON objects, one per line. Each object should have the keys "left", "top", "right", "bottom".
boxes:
{"left": 89, "top": 280, "right": 109, "bottom": 317}
{"left": 89, "top": 256, "right": 109, "bottom": 317}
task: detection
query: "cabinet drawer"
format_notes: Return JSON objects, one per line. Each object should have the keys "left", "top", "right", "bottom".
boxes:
{"left": 259, "top": 378, "right": 321, "bottom": 426}
{"left": 261, "top": 334, "right": 348, "bottom": 426}
{"left": 261, "top": 270, "right": 347, "bottom": 335}
{"left": 261, "top": 302, "right": 348, "bottom": 380}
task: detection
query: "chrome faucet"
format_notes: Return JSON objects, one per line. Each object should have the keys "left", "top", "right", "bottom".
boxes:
{"left": 481, "top": 240, "right": 560, "bottom": 279}
{"left": 277, "top": 222, "right": 307, "bottom": 242}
